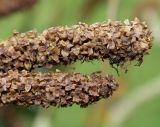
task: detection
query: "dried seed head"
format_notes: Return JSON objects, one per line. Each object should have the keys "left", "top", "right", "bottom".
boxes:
{"left": 0, "top": 18, "right": 152, "bottom": 72}
{"left": 0, "top": 70, "right": 118, "bottom": 108}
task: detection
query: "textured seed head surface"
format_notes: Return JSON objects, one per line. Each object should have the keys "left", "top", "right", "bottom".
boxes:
{"left": 0, "top": 18, "right": 152, "bottom": 72}
{"left": 0, "top": 70, "right": 118, "bottom": 107}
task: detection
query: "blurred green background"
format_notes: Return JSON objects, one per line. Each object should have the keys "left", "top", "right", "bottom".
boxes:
{"left": 0, "top": 0, "right": 160, "bottom": 127}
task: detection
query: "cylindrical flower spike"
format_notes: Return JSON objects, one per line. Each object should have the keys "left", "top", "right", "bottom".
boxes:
{"left": 0, "top": 70, "right": 118, "bottom": 107}
{"left": 0, "top": 18, "right": 152, "bottom": 72}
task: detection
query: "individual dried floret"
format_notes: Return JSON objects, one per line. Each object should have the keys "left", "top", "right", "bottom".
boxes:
{"left": 0, "top": 70, "right": 118, "bottom": 107}
{"left": 0, "top": 0, "right": 37, "bottom": 17}
{"left": 0, "top": 18, "right": 152, "bottom": 72}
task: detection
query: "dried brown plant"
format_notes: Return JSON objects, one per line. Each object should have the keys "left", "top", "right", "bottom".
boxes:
{"left": 0, "top": 70, "right": 118, "bottom": 107}
{"left": 0, "top": 18, "right": 152, "bottom": 72}
{"left": 0, "top": 18, "right": 152, "bottom": 107}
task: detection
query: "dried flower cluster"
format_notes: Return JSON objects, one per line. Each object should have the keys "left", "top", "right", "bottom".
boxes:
{"left": 0, "top": 0, "right": 37, "bottom": 16}
{"left": 0, "top": 70, "right": 118, "bottom": 107}
{"left": 0, "top": 18, "right": 152, "bottom": 72}
{"left": 0, "top": 18, "right": 152, "bottom": 107}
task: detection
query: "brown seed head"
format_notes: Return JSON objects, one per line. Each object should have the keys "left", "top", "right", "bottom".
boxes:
{"left": 0, "top": 18, "right": 152, "bottom": 72}
{"left": 0, "top": 70, "right": 118, "bottom": 107}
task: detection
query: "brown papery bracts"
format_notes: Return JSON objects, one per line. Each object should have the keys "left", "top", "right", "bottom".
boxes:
{"left": 0, "top": 70, "right": 118, "bottom": 107}
{"left": 0, "top": 18, "right": 152, "bottom": 72}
